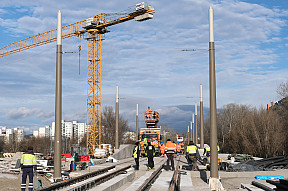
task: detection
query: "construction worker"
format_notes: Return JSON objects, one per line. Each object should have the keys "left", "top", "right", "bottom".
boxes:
{"left": 165, "top": 139, "right": 176, "bottom": 171}
{"left": 146, "top": 106, "right": 152, "bottom": 118}
{"left": 203, "top": 145, "right": 210, "bottom": 157}
{"left": 152, "top": 111, "right": 156, "bottom": 119}
{"left": 133, "top": 142, "right": 140, "bottom": 170}
{"left": 21, "top": 146, "right": 37, "bottom": 191}
{"left": 176, "top": 142, "right": 181, "bottom": 155}
{"left": 204, "top": 145, "right": 220, "bottom": 157}
{"left": 143, "top": 136, "right": 148, "bottom": 151}
{"left": 186, "top": 141, "right": 199, "bottom": 171}
{"left": 144, "top": 140, "right": 155, "bottom": 170}
{"left": 160, "top": 142, "right": 165, "bottom": 157}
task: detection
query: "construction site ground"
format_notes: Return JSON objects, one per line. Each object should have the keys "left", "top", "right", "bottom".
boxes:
{"left": 0, "top": 149, "right": 287, "bottom": 190}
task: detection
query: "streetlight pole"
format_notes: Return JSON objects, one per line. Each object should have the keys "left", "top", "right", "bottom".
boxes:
{"left": 54, "top": 10, "right": 62, "bottom": 180}
{"left": 209, "top": 6, "right": 219, "bottom": 183}
{"left": 200, "top": 84, "right": 204, "bottom": 149}
{"left": 195, "top": 103, "right": 198, "bottom": 144}
{"left": 190, "top": 121, "right": 192, "bottom": 144}
{"left": 115, "top": 85, "right": 119, "bottom": 149}
{"left": 136, "top": 104, "right": 139, "bottom": 141}
{"left": 192, "top": 113, "right": 194, "bottom": 143}
{"left": 187, "top": 125, "right": 190, "bottom": 144}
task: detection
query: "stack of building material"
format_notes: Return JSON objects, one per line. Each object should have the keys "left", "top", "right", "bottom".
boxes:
{"left": 228, "top": 156, "right": 288, "bottom": 172}
{"left": 0, "top": 157, "right": 20, "bottom": 173}
{"left": 94, "top": 148, "right": 107, "bottom": 158}
{"left": 101, "top": 144, "right": 113, "bottom": 156}
{"left": 266, "top": 179, "right": 288, "bottom": 191}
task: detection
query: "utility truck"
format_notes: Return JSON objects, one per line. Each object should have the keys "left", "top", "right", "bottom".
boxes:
{"left": 140, "top": 107, "right": 161, "bottom": 156}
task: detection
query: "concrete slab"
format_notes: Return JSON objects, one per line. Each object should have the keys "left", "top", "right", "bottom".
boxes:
{"left": 123, "top": 171, "right": 153, "bottom": 191}
{"left": 180, "top": 171, "right": 194, "bottom": 191}
{"left": 90, "top": 168, "right": 135, "bottom": 191}
{"left": 149, "top": 170, "right": 174, "bottom": 190}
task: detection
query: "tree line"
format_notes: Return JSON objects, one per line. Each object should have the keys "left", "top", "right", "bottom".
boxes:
{"left": 204, "top": 80, "right": 288, "bottom": 158}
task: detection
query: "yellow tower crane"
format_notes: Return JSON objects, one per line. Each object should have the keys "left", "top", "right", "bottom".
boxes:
{"left": 0, "top": 2, "right": 155, "bottom": 154}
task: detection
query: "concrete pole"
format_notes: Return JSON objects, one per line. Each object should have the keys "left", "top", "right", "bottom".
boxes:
{"left": 54, "top": 10, "right": 62, "bottom": 180}
{"left": 115, "top": 85, "right": 119, "bottom": 149}
{"left": 136, "top": 104, "right": 139, "bottom": 141}
{"left": 190, "top": 121, "right": 192, "bottom": 144}
{"left": 209, "top": 6, "right": 218, "bottom": 179}
{"left": 192, "top": 113, "right": 194, "bottom": 143}
{"left": 200, "top": 84, "right": 204, "bottom": 149}
{"left": 187, "top": 125, "right": 190, "bottom": 145}
{"left": 195, "top": 103, "right": 198, "bottom": 144}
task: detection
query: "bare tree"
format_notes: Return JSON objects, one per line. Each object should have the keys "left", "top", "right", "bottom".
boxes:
{"left": 211, "top": 103, "right": 286, "bottom": 158}
{"left": 277, "top": 80, "right": 288, "bottom": 99}
{"left": 160, "top": 124, "right": 177, "bottom": 143}
{"left": 101, "top": 106, "right": 130, "bottom": 146}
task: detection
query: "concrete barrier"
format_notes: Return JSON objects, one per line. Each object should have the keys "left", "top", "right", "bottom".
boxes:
{"left": 112, "top": 144, "right": 134, "bottom": 160}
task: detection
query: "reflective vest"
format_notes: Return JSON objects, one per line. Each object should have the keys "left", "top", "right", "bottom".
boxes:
{"left": 165, "top": 141, "right": 176, "bottom": 154}
{"left": 160, "top": 144, "right": 165, "bottom": 154}
{"left": 144, "top": 138, "right": 148, "bottom": 145}
{"left": 205, "top": 146, "right": 219, "bottom": 152}
{"left": 187, "top": 145, "right": 197, "bottom": 154}
{"left": 21, "top": 152, "right": 37, "bottom": 167}
{"left": 133, "top": 146, "right": 139, "bottom": 158}
{"left": 176, "top": 144, "right": 181, "bottom": 152}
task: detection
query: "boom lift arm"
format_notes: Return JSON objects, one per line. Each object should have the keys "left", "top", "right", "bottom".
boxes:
{"left": 0, "top": 3, "right": 155, "bottom": 155}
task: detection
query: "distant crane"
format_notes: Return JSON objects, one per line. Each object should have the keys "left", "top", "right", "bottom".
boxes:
{"left": 0, "top": 2, "right": 155, "bottom": 154}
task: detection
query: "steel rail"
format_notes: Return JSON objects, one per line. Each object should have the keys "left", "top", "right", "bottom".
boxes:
{"left": 37, "top": 165, "right": 117, "bottom": 191}
{"left": 62, "top": 164, "right": 131, "bottom": 191}
{"left": 135, "top": 159, "right": 166, "bottom": 191}
{"left": 37, "top": 158, "right": 139, "bottom": 191}
{"left": 168, "top": 156, "right": 181, "bottom": 191}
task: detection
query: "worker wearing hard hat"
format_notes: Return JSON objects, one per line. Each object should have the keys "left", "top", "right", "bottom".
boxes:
{"left": 146, "top": 106, "right": 152, "bottom": 118}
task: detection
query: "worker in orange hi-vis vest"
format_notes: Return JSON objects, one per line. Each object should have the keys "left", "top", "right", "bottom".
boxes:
{"left": 164, "top": 139, "right": 176, "bottom": 171}
{"left": 146, "top": 106, "right": 152, "bottom": 118}
{"left": 160, "top": 142, "right": 165, "bottom": 157}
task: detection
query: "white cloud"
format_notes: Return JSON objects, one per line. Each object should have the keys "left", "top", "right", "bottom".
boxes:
{"left": 0, "top": 0, "right": 287, "bottom": 131}
{"left": 6, "top": 107, "right": 53, "bottom": 119}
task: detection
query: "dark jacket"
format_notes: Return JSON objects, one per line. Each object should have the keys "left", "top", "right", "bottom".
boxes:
{"left": 145, "top": 143, "right": 155, "bottom": 157}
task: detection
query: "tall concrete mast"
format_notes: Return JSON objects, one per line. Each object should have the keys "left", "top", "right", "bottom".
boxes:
{"left": 194, "top": 103, "right": 198, "bottom": 144}
{"left": 209, "top": 6, "right": 219, "bottom": 179}
{"left": 200, "top": 84, "right": 204, "bottom": 149}
{"left": 115, "top": 85, "right": 119, "bottom": 149}
{"left": 190, "top": 121, "right": 192, "bottom": 143}
{"left": 187, "top": 125, "right": 190, "bottom": 144}
{"left": 192, "top": 113, "right": 194, "bottom": 143}
{"left": 54, "top": 10, "right": 62, "bottom": 180}
{"left": 136, "top": 104, "right": 139, "bottom": 141}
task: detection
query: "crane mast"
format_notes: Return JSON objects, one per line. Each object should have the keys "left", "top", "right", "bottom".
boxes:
{"left": 0, "top": 3, "right": 155, "bottom": 155}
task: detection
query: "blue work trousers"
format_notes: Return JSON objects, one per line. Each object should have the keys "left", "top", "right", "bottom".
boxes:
{"left": 21, "top": 167, "right": 34, "bottom": 191}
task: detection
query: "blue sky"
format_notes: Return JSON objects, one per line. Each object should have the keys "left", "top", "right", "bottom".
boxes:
{"left": 0, "top": 0, "right": 287, "bottom": 133}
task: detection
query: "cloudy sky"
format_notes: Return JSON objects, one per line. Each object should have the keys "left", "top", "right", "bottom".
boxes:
{"left": 0, "top": 0, "right": 287, "bottom": 133}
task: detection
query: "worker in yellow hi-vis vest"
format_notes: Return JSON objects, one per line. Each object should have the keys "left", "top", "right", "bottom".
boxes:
{"left": 186, "top": 141, "right": 199, "bottom": 171}
{"left": 21, "top": 146, "right": 37, "bottom": 191}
